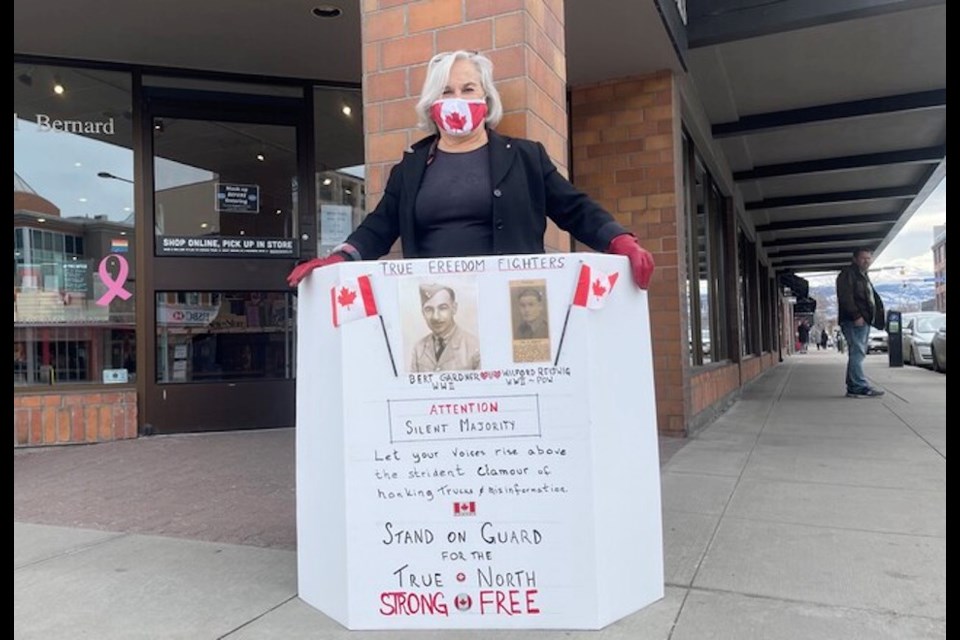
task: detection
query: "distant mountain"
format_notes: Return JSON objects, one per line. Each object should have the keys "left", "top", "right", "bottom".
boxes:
{"left": 809, "top": 281, "right": 936, "bottom": 320}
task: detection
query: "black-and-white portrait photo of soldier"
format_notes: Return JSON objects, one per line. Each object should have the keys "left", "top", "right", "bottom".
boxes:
{"left": 513, "top": 286, "right": 549, "bottom": 340}
{"left": 510, "top": 279, "right": 550, "bottom": 363}
{"left": 407, "top": 282, "right": 481, "bottom": 373}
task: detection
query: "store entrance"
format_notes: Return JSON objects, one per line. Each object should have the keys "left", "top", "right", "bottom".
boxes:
{"left": 139, "top": 87, "right": 306, "bottom": 434}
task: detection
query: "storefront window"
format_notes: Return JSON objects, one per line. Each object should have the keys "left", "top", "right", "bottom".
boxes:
{"left": 14, "top": 63, "right": 135, "bottom": 386}
{"left": 155, "top": 291, "right": 295, "bottom": 383}
{"left": 682, "top": 135, "right": 732, "bottom": 365}
{"left": 314, "top": 87, "right": 365, "bottom": 256}
{"left": 153, "top": 119, "right": 298, "bottom": 256}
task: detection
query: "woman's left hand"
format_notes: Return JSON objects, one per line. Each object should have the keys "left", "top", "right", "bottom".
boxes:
{"left": 608, "top": 234, "right": 655, "bottom": 289}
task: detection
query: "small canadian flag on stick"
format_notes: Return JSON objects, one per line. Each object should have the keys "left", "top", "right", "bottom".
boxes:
{"left": 554, "top": 262, "right": 621, "bottom": 366}
{"left": 328, "top": 273, "right": 398, "bottom": 376}
{"left": 330, "top": 275, "right": 378, "bottom": 327}
{"left": 572, "top": 263, "right": 619, "bottom": 309}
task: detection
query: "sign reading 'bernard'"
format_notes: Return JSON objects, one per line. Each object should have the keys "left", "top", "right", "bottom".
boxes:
{"left": 296, "top": 254, "right": 663, "bottom": 631}
{"left": 14, "top": 113, "right": 116, "bottom": 135}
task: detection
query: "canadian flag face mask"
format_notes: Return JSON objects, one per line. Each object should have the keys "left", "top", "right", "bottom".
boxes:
{"left": 430, "top": 98, "right": 488, "bottom": 136}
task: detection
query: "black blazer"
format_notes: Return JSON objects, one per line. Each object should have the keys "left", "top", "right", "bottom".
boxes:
{"left": 345, "top": 130, "right": 627, "bottom": 259}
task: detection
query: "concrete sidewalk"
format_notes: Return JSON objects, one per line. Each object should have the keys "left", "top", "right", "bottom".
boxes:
{"left": 14, "top": 352, "right": 946, "bottom": 639}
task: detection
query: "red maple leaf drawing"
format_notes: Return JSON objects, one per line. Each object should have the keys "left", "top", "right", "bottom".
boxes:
{"left": 444, "top": 111, "right": 467, "bottom": 131}
{"left": 337, "top": 286, "right": 357, "bottom": 308}
{"left": 591, "top": 278, "right": 607, "bottom": 298}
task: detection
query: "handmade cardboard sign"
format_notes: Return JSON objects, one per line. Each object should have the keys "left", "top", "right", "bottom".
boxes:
{"left": 296, "top": 253, "right": 662, "bottom": 630}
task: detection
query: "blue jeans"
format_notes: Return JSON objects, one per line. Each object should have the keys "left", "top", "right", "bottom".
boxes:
{"left": 840, "top": 321, "right": 871, "bottom": 393}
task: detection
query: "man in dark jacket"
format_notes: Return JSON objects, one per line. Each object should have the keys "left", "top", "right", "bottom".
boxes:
{"left": 836, "top": 248, "right": 886, "bottom": 397}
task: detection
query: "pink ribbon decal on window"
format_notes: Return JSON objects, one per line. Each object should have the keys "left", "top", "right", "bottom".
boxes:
{"left": 96, "top": 254, "right": 133, "bottom": 306}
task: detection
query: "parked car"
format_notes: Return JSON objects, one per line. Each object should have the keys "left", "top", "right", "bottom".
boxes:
{"left": 902, "top": 312, "right": 947, "bottom": 367}
{"left": 930, "top": 325, "right": 946, "bottom": 372}
{"left": 867, "top": 327, "right": 888, "bottom": 353}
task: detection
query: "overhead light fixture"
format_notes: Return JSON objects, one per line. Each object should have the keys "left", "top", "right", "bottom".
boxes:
{"left": 154, "top": 119, "right": 164, "bottom": 132}
{"left": 341, "top": 105, "right": 352, "bottom": 116}
{"left": 275, "top": 208, "right": 282, "bottom": 215}
{"left": 200, "top": 222, "right": 209, "bottom": 229}
{"left": 37, "top": 218, "right": 47, "bottom": 223}
{"left": 312, "top": 5, "right": 342, "bottom": 18}
{"left": 53, "top": 78, "right": 65, "bottom": 95}
{"left": 256, "top": 153, "right": 265, "bottom": 162}
{"left": 322, "top": 178, "right": 332, "bottom": 186}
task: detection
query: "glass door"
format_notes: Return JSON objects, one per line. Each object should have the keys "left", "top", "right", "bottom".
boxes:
{"left": 139, "top": 86, "right": 308, "bottom": 434}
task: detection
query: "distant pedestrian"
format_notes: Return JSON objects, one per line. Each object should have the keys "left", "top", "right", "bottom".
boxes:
{"left": 836, "top": 247, "right": 886, "bottom": 398}
{"left": 797, "top": 320, "right": 810, "bottom": 353}
{"left": 820, "top": 329, "right": 828, "bottom": 350}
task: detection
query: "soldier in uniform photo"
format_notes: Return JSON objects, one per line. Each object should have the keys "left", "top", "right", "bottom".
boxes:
{"left": 409, "top": 283, "right": 481, "bottom": 372}
{"left": 513, "top": 287, "right": 549, "bottom": 340}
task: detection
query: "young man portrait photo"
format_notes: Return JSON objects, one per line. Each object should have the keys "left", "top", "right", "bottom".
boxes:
{"left": 405, "top": 280, "right": 481, "bottom": 373}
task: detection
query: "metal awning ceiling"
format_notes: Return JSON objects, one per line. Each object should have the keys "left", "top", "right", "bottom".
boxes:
{"left": 683, "top": 0, "right": 946, "bottom": 275}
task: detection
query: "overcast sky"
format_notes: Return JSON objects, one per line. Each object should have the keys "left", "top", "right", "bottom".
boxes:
{"left": 804, "top": 176, "right": 946, "bottom": 286}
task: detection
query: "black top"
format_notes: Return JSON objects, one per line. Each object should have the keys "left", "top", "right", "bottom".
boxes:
{"left": 414, "top": 146, "right": 493, "bottom": 257}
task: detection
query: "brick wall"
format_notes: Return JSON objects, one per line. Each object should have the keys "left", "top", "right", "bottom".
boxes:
{"left": 14, "top": 391, "right": 138, "bottom": 447}
{"left": 740, "top": 353, "right": 780, "bottom": 384}
{"left": 361, "top": 0, "right": 571, "bottom": 252}
{"left": 690, "top": 363, "right": 741, "bottom": 417}
{"left": 569, "top": 71, "right": 685, "bottom": 435}
{"left": 740, "top": 354, "right": 763, "bottom": 383}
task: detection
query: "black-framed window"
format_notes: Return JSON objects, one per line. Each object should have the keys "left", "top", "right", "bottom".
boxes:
{"left": 759, "top": 264, "right": 772, "bottom": 351}
{"left": 155, "top": 291, "right": 295, "bottom": 384}
{"left": 738, "top": 228, "right": 757, "bottom": 356}
{"left": 14, "top": 62, "right": 136, "bottom": 387}
{"left": 682, "top": 132, "right": 730, "bottom": 365}
{"left": 313, "top": 86, "right": 366, "bottom": 257}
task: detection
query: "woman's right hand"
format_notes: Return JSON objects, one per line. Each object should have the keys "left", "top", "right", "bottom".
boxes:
{"left": 286, "top": 253, "right": 346, "bottom": 287}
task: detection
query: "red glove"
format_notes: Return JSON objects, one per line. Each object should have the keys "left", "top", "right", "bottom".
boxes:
{"left": 607, "top": 233, "right": 655, "bottom": 289}
{"left": 286, "top": 253, "right": 346, "bottom": 287}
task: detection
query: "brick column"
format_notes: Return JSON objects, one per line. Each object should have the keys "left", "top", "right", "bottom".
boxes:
{"left": 361, "top": 0, "right": 570, "bottom": 252}
{"left": 569, "top": 71, "right": 688, "bottom": 436}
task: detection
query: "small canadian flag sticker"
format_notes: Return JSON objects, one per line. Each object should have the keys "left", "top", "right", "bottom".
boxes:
{"left": 453, "top": 501, "right": 476, "bottom": 516}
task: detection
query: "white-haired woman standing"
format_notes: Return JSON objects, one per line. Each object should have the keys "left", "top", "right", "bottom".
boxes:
{"left": 288, "top": 50, "right": 654, "bottom": 289}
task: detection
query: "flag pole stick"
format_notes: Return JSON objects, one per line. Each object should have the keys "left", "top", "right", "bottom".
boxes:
{"left": 553, "top": 303, "right": 573, "bottom": 366}
{"left": 379, "top": 315, "right": 398, "bottom": 377}
{"left": 555, "top": 259, "right": 588, "bottom": 366}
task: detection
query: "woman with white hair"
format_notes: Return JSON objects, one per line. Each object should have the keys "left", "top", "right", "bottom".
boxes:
{"left": 288, "top": 50, "right": 654, "bottom": 289}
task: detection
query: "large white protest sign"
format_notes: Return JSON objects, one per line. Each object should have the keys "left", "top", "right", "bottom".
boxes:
{"left": 296, "top": 254, "right": 662, "bottom": 630}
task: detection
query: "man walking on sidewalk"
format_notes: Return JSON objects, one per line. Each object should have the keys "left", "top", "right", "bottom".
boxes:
{"left": 836, "top": 247, "right": 886, "bottom": 398}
